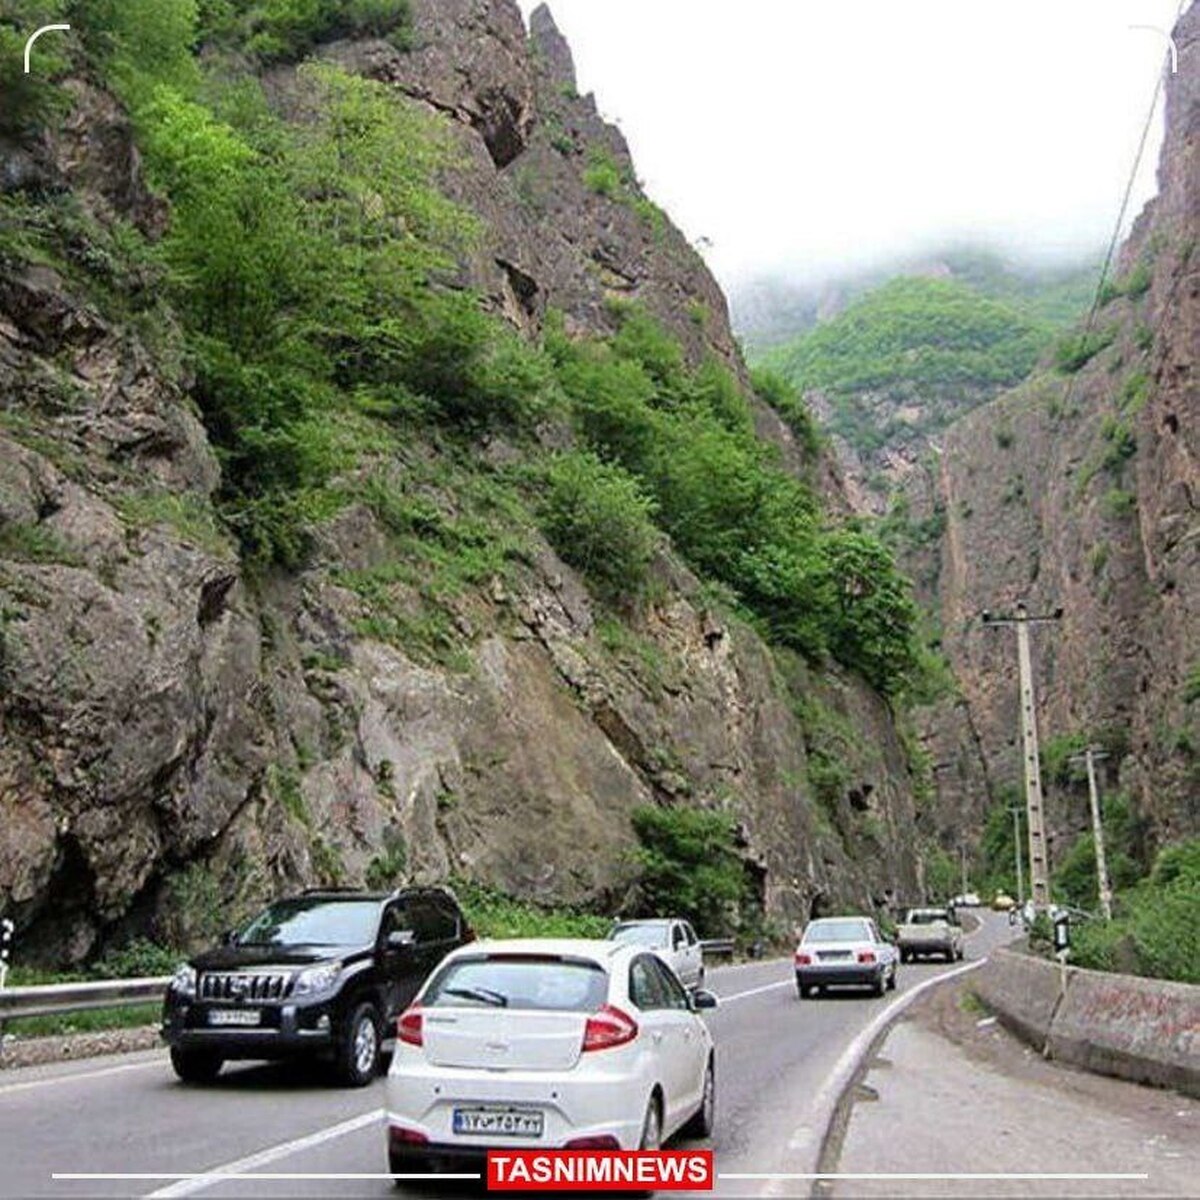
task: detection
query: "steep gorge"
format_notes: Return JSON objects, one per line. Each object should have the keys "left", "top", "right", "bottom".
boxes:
{"left": 0, "top": 0, "right": 926, "bottom": 962}
{"left": 874, "top": 6, "right": 1199, "bottom": 874}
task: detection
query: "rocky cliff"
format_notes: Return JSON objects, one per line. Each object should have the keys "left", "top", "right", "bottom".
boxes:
{"left": 0, "top": 0, "right": 922, "bottom": 962}
{"left": 901, "top": 3, "right": 1198, "bottom": 866}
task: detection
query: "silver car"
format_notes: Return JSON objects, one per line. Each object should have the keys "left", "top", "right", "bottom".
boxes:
{"left": 793, "top": 916, "right": 898, "bottom": 998}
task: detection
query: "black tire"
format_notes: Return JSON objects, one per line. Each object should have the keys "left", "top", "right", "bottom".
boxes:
{"left": 899, "top": 949, "right": 909, "bottom": 964}
{"left": 887, "top": 964, "right": 897, "bottom": 991}
{"left": 871, "top": 971, "right": 886, "bottom": 997}
{"left": 170, "top": 1047, "right": 223, "bottom": 1084}
{"left": 389, "top": 1149, "right": 431, "bottom": 1191}
{"left": 798, "top": 984, "right": 810, "bottom": 999}
{"left": 681, "top": 1057, "right": 715, "bottom": 1139}
{"left": 639, "top": 1093, "right": 663, "bottom": 1150}
{"left": 335, "top": 1001, "right": 381, "bottom": 1087}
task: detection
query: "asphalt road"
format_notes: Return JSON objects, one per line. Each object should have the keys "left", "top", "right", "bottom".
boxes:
{"left": 0, "top": 914, "right": 1017, "bottom": 1199}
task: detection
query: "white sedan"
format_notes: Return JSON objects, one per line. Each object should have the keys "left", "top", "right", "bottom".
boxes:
{"left": 385, "top": 938, "right": 717, "bottom": 1175}
{"left": 794, "top": 916, "right": 899, "bottom": 998}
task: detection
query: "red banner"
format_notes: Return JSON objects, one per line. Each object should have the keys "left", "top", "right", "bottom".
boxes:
{"left": 486, "top": 1149, "right": 715, "bottom": 1191}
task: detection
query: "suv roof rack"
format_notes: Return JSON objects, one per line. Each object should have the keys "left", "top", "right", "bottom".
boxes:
{"left": 300, "top": 886, "right": 376, "bottom": 895}
{"left": 388, "top": 883, "right": 462, "bottom": 903}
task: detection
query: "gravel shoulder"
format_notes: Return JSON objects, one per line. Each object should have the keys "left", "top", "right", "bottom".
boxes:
{"left": 830, "top": 979, "right": 1200, "bottom": 1198}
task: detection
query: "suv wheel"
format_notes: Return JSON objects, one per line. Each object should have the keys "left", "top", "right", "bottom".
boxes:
{"left": 170, "top": 1047, "right": 223, "bottom": 1084}
{"left": 336, "top": 1002, "right": 381, "bottom": 1087}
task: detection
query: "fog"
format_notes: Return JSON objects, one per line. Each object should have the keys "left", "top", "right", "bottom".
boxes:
{"left": 518, "top": 0, "right": 1184, "bottom": 290}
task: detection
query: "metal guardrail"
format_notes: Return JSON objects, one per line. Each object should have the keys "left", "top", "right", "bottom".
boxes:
{"left": 699, "top": 938, "right": 735, "bottom": 959}
{"left": 0, "top": 976, "right": 169, "bottom": 1022}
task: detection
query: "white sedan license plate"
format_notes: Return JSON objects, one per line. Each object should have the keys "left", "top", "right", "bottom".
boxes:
{"left": 208, "top": 1008, "right": 261, "bottom": 1027}
{"left": 453, "top": 1107, "right": 544, "bottom": 1138}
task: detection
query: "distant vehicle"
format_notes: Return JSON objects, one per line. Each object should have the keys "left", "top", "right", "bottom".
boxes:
{"left": 162, "top": 886, "right": 473, "bottom": 1086}
{"left": 793, "top": 916, "right": 898, "bottom": 998}
{"left": 897, "top": 907, "right": 964, "bottom": 963}
{"left": 991, "top": 892, "right": 1017, "bottom": 912}
{"left": 385, "top": 938, "right": 718, "bottom": 1175}
{"left": 951, "top": 892, "right": 982, "bottom": 908}
{"left": 608, "top": 918, "right": 705, "bottom": 990}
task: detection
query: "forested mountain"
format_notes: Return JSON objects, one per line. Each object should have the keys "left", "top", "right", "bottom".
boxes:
{"left": 0, "top": 0, "right": 933, "bottom": 962}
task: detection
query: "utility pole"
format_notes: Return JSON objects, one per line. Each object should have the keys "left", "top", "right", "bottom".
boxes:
{"left": 1009, "top": 806, "right": 1025, "bottom": 904}
{"left": 982, "top": 602, "right": 1062, "bottom": 913}
{"left": 1069, "top": 746, "right": 1113, "bottom": 919}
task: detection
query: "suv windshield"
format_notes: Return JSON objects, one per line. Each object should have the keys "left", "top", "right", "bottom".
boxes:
{"left": 610, "top": 923, "right": 670, "bottom": 948}
{"left": 425, "top": 957, "right": 608, "bottom": 1012}
{"left": 236, "top": 899, "right": 380, "bottom": 947}
{"left": 804, "top": 919, "right": 872, "bottom": 943}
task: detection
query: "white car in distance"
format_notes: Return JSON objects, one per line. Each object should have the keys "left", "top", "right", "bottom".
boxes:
{"left": 608, "top": 918, "right": 705, "bottom": 990}
{"left": 385, "top": 938, "right": 718, "bottom": 1177}
{"left": 794, "top": 916, "right": 899, "bottom": 998}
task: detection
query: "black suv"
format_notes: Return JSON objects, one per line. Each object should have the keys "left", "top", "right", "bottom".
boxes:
{"left": 161, "top": 886, "right": 472, "bottom": 1086}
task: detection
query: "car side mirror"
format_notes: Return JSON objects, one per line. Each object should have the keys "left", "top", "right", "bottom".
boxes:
{"left": 690, "top": 989, "right": 719, "bottom": 1011}
{"left": 387, "top": 929, "right": 417, "bottom": 951}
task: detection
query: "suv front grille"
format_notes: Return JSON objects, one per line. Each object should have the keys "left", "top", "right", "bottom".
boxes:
{"left": 199, "top": 972, "right": 293, "bottom": 1002}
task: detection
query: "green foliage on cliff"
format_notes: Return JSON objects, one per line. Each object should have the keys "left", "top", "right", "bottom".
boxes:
{"left": 1051, "top": 792, "right": 1142, "bottom": 910}
{"left": 628, "top": 806, "right": 744, "bottom": 935}
{"left": 1070, "top": 839, "right": 1200, "bottom": 984}
{"left": 540, "top": 451, "right": 660, "bottom": 602}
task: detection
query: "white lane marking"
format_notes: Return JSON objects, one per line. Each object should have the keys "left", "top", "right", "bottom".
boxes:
{"left": 720, "top": 980, "right": 793, "bottom": 1003}
{"left": 0, "top": 1056, "right": 165, "bottom": 1097}
{"left": 60, "top": 1174, "right": 478, "bottom": 1183}
{"left": 762, "top": 957, "right": 986, "bottom": 1197}
{"left": 727, "top": 1173, "right": 1149, "bottom": 1181}
{"left": 145, "top": 1109, "right": 384, "bottom": 1198}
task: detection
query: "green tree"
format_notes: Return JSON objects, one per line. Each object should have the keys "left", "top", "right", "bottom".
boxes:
{"left": 539, "top": 451, "right": 659, "bottom": 602}
{"left": 629, "top": 806, "right": 745, "bottom": 935}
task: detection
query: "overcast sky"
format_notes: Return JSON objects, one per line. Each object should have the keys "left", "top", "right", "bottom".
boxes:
{"left": 516, "top": 0, "right": 1185, "bottom": 288}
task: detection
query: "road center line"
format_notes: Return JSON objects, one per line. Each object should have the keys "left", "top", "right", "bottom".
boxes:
{"left": 143, "top": 1108, "right": 384, "bottom": 1198}
{"left": 719, "top": 980, "right": 793, "bottom": 1002}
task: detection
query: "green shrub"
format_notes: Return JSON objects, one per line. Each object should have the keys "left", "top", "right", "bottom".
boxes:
{"left": 539, "top": 451, "right": 659, "bottom": 602}
{"left": 453, "top": 879, "right": 609, "bottom": 940}
{"left": 629, "top": 806, "right": 745, "bottom": 935}
{"left": 93, "top": 938, "right": 179, "bottom": 978}
{"left": 751, "top": 367, "right": 821, "bottom": 457}
{"left": 1070, "top": 839, "right": 1200, "bottom": 984}
{"left": 582, "top": 147, "right": 624, "bottom": 198}
{"left": 1103, "top": 488, "right": 1136, "bottom": 519}
{"left": 1054, "top": 327, "right": 1115, "bottom": 373}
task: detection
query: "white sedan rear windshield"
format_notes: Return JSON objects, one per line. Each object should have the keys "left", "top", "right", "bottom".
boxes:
{"left": 424, "top": 957, "right": 608, "bottom": 1012}
{"left": 907, "top": 910, "right": 949, "bottom": 924}
{"left": 804, "top": 920, "right": 871, "bottom": 943}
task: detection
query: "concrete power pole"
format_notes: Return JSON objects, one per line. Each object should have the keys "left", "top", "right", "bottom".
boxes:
{"left": 982, "top": 602, "right": 1062, "bottom": 913}
{"left": 1069, "top": 746, "right": 1113, "bottom": 919}
{"left": 1010, "top": 807, "right": 1025, "bottom": 904}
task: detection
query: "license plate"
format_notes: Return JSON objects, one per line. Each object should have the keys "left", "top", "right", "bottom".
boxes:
{"left": 452, "top": 1107, "right": 544, "bottom": 1138}
{"left": 208, "top": 1009, "right": 261, "bottom": 1027}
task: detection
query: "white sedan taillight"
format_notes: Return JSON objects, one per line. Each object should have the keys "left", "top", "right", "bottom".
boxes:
{"left": 581, "top": 1004, "right": 638, "bottom": 1052}
{"left": 397, "top": 1006, "right": 423, "bottom": 1046}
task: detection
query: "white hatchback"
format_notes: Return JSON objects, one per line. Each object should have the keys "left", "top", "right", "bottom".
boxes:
{"left": 385, "top": 938, "right": 718, "bottom": 1175}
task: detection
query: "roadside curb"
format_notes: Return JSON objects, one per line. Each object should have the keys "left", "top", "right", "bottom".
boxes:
{"left": 0, "top": 1024, "right": 160, "bottom": 1071}
{"left": 763, "top": 958, "right": 985, "bottom": 1198}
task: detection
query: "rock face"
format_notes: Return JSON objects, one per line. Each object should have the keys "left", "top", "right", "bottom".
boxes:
{"left": 0, "top": 0, "right": 921, "bottom": 962}
{"left": 901, "top": 5, "right": 1198, "bottom": 862}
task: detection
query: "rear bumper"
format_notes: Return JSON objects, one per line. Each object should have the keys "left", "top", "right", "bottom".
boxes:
{"left": 898, "top": 941, "right": 953, "bottom": 955}
{"left": 795, "top": 966, "right": 881, "bottom": 988}
{"left": 385, "top": 1058, "right": 648, "bottom": 1152}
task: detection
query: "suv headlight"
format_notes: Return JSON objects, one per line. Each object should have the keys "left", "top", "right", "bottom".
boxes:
{"left": 171, "top": 964, "right": 197, "bottom": 997}
{"left": 292, "top": 962, "right": 341, "bottom": 997}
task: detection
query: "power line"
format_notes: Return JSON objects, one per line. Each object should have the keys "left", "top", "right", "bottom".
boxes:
{"left": 1060, "top": 5, "right": 1184, "bottom": 414}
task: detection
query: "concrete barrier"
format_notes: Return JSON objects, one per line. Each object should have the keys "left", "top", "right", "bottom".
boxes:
{"left": 973, "top": 946, "right": 1200, "bottom": 1098}
{"left": 973, "top": 946, "right": 1065, "bottom": 1053}
{"left": 1049, "top": 968, "right": 1199, "bottom": 1096}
